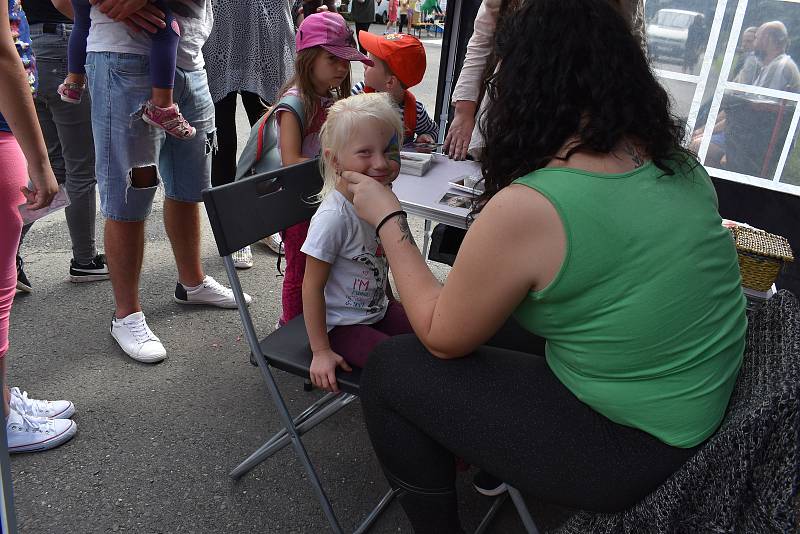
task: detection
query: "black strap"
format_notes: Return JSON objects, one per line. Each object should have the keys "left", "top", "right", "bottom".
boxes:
{"left": 375, "top": 210, "right": 407, "bottom": 238}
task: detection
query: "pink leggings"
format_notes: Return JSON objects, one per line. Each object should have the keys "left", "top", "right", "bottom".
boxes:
{"left": 0, "top": 133, "right": 26, "bottom": 358}
{"left": 329, "top": 301, "right": 413, "bottom": 368}
{"left": 279, "top": 220, "right": 311, "bottom": 326}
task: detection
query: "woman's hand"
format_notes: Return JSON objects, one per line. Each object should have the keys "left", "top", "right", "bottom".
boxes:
{"left": 22, "top": 164, "right": 58, "bottom": 210}
{"left": 443, "top": 100, "right": 477, "bottom": 161}
{"left": 341, "top": 170, "right": 402, "bottom": 227}
{"left": 310, "top": 349, "right": 352, "bottom": 392}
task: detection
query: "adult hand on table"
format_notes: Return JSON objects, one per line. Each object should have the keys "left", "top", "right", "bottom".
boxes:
{"left": 90, "top": 0, "right": 166, "bottom": 33}
{"left": 21, "top": 163, "right": 58, "bottom": 211}
{"left": 342, "top": 170, "right": 402, "bottom": 228}
{"left": 443, "top": 100, "right": 477, "bottom": 161}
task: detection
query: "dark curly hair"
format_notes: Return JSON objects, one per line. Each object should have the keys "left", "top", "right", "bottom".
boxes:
{"left": 475, "top": 0, "right": 692, "bottom": 214}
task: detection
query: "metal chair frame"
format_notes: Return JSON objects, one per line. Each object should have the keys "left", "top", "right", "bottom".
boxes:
{"left": 203, "top": 161, "right": 398, "bottom": 534}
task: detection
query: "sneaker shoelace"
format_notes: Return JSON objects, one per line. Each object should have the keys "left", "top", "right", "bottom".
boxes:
{"left": 201, "top": 277, "right": 234, "bottom": 297}
{"left": 10, "top": 388, "right": 49, "bottom": 417}
{"left": 9, "top": 411, "right": 56, "bottom": 435}
{"left": 124, "top": 316, "right": 159, "bottom": 344}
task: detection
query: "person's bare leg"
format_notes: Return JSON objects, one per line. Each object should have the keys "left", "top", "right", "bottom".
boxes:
{"left": 106, "top": 166, "right": 154, "bottom": 319}
{"left": 164, "top": 197, "right": 204, "bottom": 287}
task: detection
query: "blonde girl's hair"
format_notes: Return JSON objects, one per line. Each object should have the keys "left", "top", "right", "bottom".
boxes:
{"left": 318, "top": 92, "right": 404, "bottom": 201}
{"left": 278, "top": 47, "right": 353, "bottom": 128}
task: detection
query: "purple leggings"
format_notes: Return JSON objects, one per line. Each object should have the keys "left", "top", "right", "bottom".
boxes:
{"left": 329, "top": 301, "right": 414, "bottom": 368}
{"left": 68, "top": 0, "right": 180, "bottom": 89}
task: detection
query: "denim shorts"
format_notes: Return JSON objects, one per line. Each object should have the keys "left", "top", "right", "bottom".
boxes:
{"left": 85, "top": 52, "right": 215, "bottom": 221}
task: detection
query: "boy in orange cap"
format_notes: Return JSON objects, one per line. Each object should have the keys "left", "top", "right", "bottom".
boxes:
{"left": 352, "top": 32, "right": 438, "bottom": 145}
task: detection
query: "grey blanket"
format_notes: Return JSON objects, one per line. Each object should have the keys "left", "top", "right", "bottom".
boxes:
{"left": 554, "top": 290, "right": 800, "bottom": 534}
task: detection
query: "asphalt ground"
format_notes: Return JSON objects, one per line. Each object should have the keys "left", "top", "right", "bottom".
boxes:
{"left": 6, "top": 23, "right": 573, "bottom": 534}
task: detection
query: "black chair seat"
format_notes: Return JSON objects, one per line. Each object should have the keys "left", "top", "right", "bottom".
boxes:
{"left": 259, "top": 315, "right": 363, "bottom": 395}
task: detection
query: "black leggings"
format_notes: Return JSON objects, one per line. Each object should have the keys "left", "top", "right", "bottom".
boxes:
{"left": 354, "top": 22, "right": 371, "bottom": 54}
{"left": 398, "top": 13, "right": 408, "bottom": 33}
{"left": 360, "top": 320, "right": 701, "bottom": 533}
{"left": 211, "top": 91, "right": 269, "bottom": 187}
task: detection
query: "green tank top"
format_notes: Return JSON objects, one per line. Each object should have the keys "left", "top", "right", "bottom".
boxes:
{"left": 513, "top": 156, "right": 747, "bottom": 448}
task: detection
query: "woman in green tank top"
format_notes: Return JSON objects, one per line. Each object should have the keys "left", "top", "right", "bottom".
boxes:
{"left": 340, "top": 0, "right": 747, "bottom": 530}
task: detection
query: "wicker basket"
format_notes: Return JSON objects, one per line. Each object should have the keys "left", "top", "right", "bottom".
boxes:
{"left": 731, "top": 226, "right": 794, "bottom": 291}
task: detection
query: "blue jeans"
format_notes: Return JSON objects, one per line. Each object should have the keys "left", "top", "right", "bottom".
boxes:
{"left": 28, "top": 22, "right": 98, "bottom": 262}
{"left": 85, "top": 52, "right": 215, "bottom": 222}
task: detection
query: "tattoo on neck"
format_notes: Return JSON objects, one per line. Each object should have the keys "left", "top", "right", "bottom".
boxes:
{"left": 623, "top": 141, "right": 643, "bottom": 167}
{"left": 396, "top": 215, "right": 415, "bottom": 245}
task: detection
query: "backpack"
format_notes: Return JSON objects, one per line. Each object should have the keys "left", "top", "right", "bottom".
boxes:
{"left": 235, "top": 93, "right": 307, "bottom": 180}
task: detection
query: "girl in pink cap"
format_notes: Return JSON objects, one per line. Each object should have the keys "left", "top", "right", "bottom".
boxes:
{"left": 275, "top": 12, "right": 373, "bottom": 327}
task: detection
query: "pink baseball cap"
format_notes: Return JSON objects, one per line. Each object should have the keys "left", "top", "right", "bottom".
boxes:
{"left": 296, "top": 12, "right": 374, "bottom": 66}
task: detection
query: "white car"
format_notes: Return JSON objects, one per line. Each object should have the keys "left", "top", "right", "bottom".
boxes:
{"left": 647, "top": 8, "right": 703, "bottom": 60}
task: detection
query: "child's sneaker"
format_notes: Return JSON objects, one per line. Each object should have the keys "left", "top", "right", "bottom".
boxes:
{"left": 7, "top": 409, "right": 77, "bottom": 453}
{"left": 57, "top": 82, "right": 85, "bottom": 104}
{"left": 232, "top": 246, "right": 254, "bottom": 269}
{"left": 141, "top": 101, "right": 196, "bottom": 139}
{"left": 10, "top": 387, "right": 75, "bottom": 419}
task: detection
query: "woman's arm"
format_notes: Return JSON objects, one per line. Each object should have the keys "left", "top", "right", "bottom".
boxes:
{"left": 449, "top": 0, "right": 500, "bottom": 105}
{"left": 303, "top": 256, "right": 352, "bottom": 392}
{"left": 51, "top": 0, "right": 74, "bottom": 19}
{"left": 0, "top": 2, "right": 57, "bottom": 209}
{"left": 278, "top": 112, "right": 309, "bottom": 166}
{"left": 345, "top": 172, "right": 564, "bottom": 358}
{"left": 443, "top": 0, "right": 500, "bottom": 159}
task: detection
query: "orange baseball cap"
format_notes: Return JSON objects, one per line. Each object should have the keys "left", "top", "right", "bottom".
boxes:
{"left": 358, "top": 32, "right": 427, "bottom": 88}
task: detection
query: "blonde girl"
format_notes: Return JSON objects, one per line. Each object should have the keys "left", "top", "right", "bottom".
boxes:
{"left": 301, "top": 92, "right": 412, "bottom": 392}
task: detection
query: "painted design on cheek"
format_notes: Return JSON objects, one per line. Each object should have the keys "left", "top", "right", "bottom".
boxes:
{"left": 385, "top": 133, "right": 401, "bottom": 166}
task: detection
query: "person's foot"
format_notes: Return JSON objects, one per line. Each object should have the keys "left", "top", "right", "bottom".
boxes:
{"left": 472, "top": 471, "right": 508, "bottom": 497}
{"left": 173, "top": 275, "right": 251, "bottom": 308}
{"left": 69, "top": 253, "right": 110, "bottom": 282}
{"left": 232, "top": 246, "right": 254, "bottom": 269}
{"left": 9, "top": 387, "right": 75, "bottom": 419}
{"left": 111, "top": 311, "right": 167, "bottom": 363}
{"left": 57, "top": 82, "right": 85, "bottom": 104}
{"left": 16, "top": 255, "right": 31, "bottom": 293}
{"left": 141, "top": 100, "right": 196, "bottom": 139}
{"left": 7, "top": 410, "right": 77, "bottom": 453}
{"left": 262, "top": 233, "right": 284, "bottom": 255}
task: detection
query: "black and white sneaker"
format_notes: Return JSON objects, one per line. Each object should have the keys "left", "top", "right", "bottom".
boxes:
{"left": 69, "top": 254, "right": 110, "bottom": 283}
{"left": 472, "top": 471, "right": 508, "bottom": 497}
{"left": 173, "top": 275, "right": 251, "bottom": 308}
{"left": 16, "top": 255, "right": 32, "bottom": 293}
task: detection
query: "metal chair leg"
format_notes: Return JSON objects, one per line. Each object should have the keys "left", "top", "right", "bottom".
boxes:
{"left": 230, "top": 393, "right": 357, "bottom": 479}
{"left": 474, "top": 493, "right": 508, "bottom": 534}
{"left": 352, "top": 487, "right": 401, "bottom": 534}
{"left": 508, "top": 485, "right": 540, "bottom": 534}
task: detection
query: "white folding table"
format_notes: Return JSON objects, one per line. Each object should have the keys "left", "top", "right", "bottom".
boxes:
{"left": 393, "top": 156, "right": 481, "bottom": 256}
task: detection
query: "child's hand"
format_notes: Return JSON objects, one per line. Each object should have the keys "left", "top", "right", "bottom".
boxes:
{"left": 310, "top": 348, "right": 352, "bottom": 392}
{"left": 416, "top": 134, "right": 434, "bottom": 144}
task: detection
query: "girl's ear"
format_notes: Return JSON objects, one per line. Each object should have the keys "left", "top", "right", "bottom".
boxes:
{"left": 324, "top": 149, "right": 341, "bottom": 174}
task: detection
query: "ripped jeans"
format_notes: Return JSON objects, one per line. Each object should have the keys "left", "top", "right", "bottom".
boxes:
{"left": 85, "top": 52, "right": 215, "bottom": 221}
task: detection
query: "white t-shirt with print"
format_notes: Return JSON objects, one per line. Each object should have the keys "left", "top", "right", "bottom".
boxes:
{"left": 301, "top": 190, "right": 389, "bottom": 328}
{"left": 86, "top": 0, "right": 213, "bottom": 71}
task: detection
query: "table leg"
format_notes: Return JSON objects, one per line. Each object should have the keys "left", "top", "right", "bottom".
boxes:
{"left": 423, "top": 219, "right": 432, "bottom": 259}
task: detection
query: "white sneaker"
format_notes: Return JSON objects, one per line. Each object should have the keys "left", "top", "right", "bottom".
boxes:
{"left": 173, "top": 275, "right": 251, "bottom": 308}
{"left": 232, "top": 246, "right": 254, "bottom": 269}
{"left": 10, "top": 387, "right": 75, "bottom": 419}
{"left": 110, "top": 311, "right": 167, "bottom": 363}
{"left": 7, "top": 409, "right": 77, "bottom": 453}
{"left": 261, "top": 233, "right": 284, "bottom": 255}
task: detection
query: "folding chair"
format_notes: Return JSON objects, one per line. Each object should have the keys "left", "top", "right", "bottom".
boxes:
{"left": 202, "top": 160, "right": 399, "bottom": 534}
